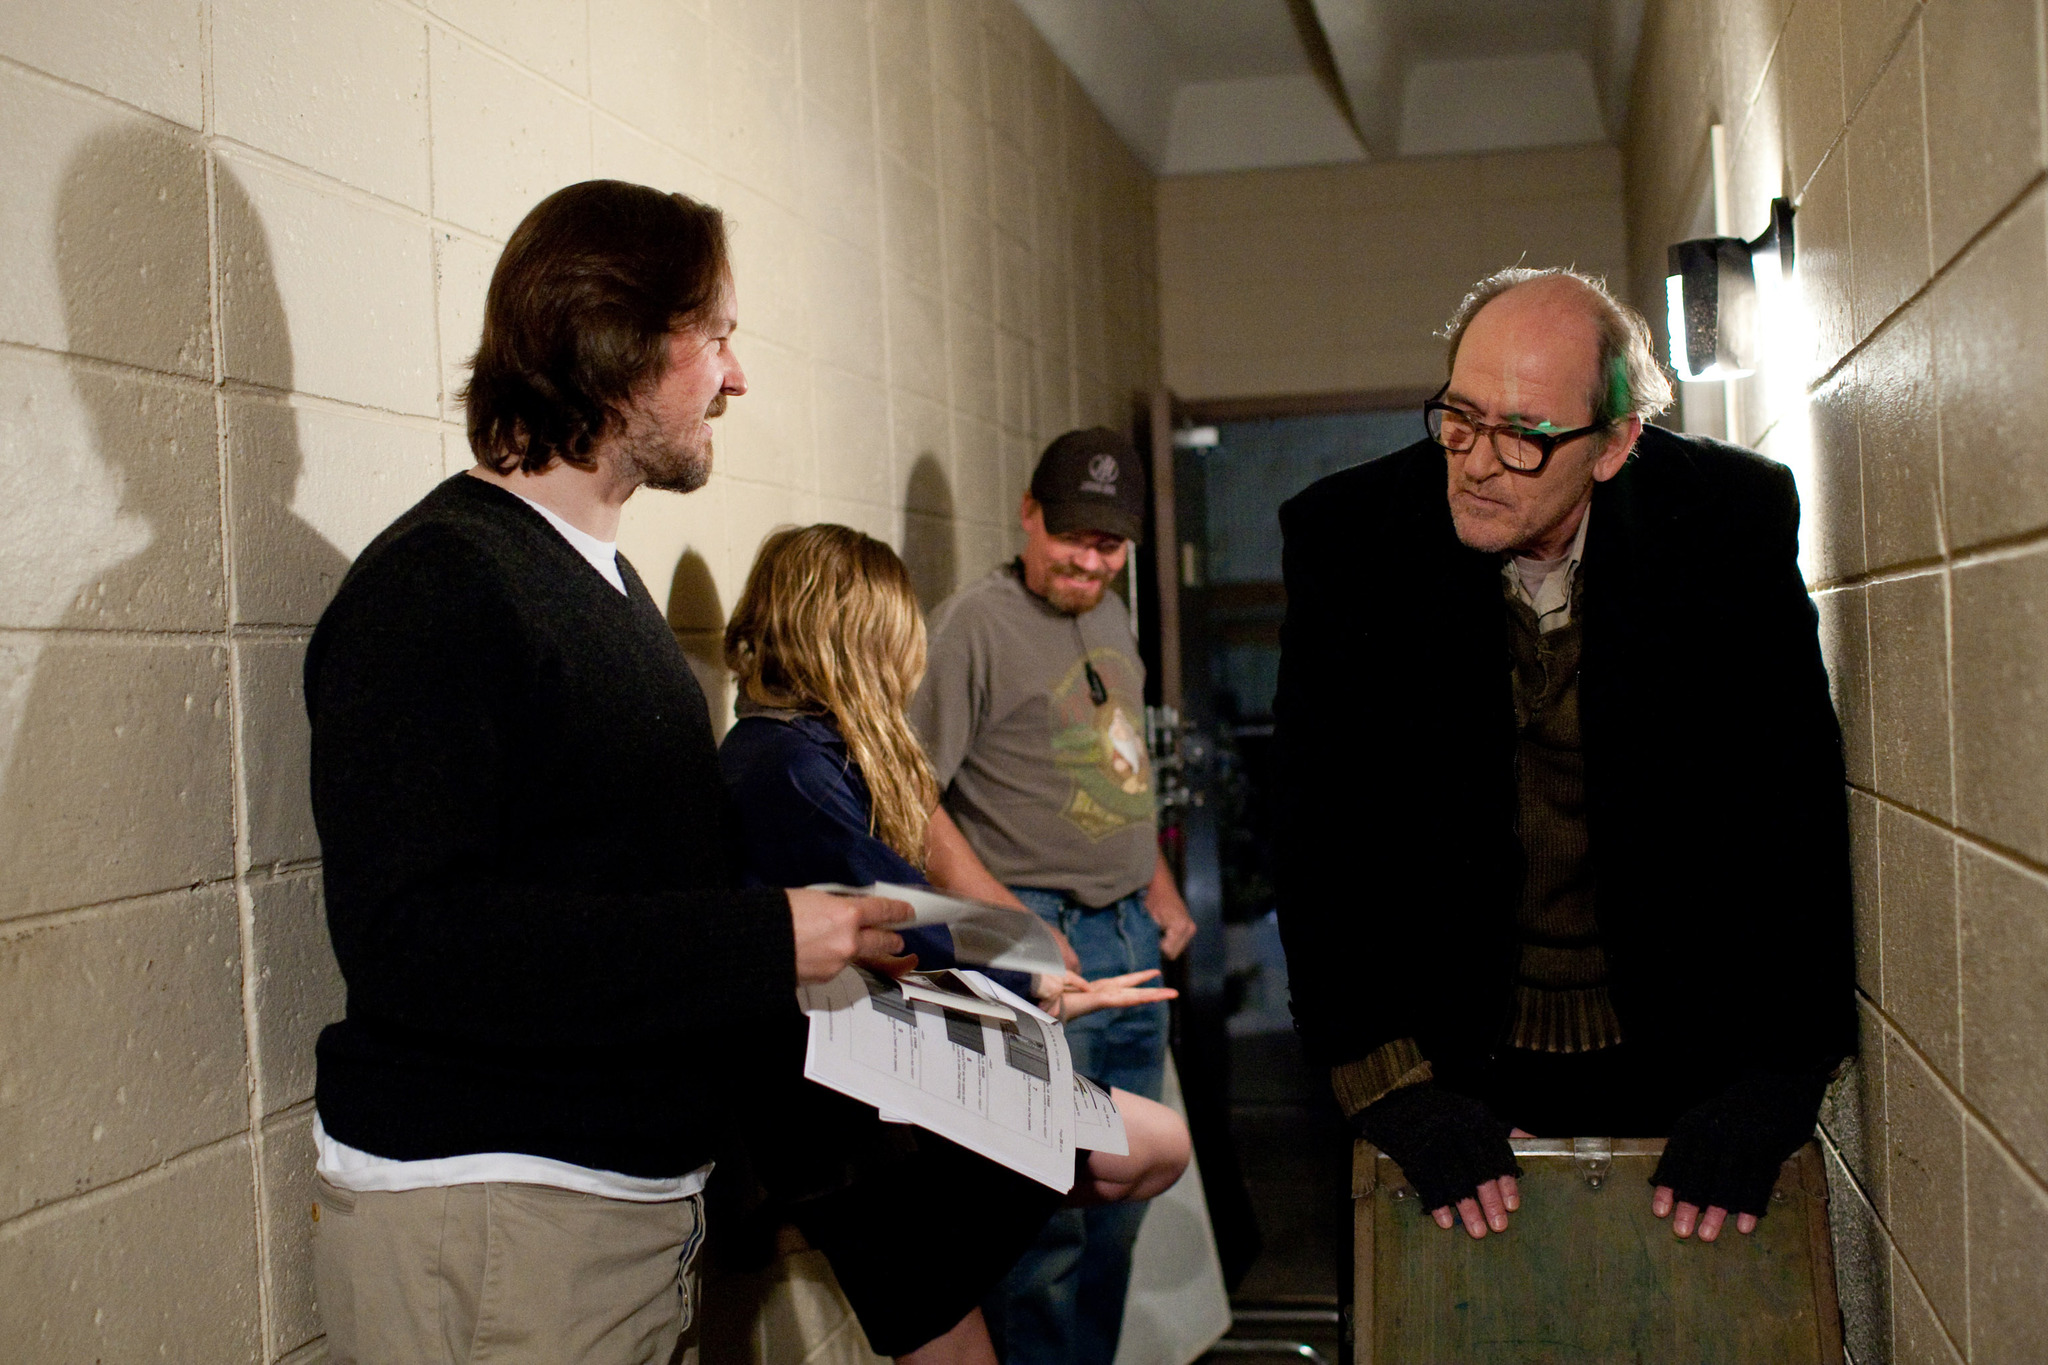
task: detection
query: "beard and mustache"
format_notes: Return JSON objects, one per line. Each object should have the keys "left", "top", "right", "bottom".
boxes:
{"left": 618, "top": 392, "right": 727, "bottom": 494}
{"left": 1044, "top": 562, "right": 1113, "bottom": 614}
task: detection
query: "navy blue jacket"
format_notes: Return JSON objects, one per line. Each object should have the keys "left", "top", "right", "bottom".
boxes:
{"left": 719, "top": 710, "right": 1033, "bottom": 997}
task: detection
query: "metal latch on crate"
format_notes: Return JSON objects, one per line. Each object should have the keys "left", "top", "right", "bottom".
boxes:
{"left": 1573, "top": 1135, "right": 1613, "bottom": 1190}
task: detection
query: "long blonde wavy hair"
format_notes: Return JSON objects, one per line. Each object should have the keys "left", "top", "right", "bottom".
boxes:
{"left": 724, "top": 525, "right": 939, "bottom": 868}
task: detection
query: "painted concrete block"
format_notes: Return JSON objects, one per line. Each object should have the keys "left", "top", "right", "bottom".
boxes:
{"left": 435, "top": 229, "right": 499, "bottom": 423}
{"left": 705, "top": 48, "right": 801, "bottom": 211}
{"left": 1795, "top": 152, "right": 1856, "bottom": 383}
{"left": 0, "top": 0, "right": 204, "bottom": 129}
{"left": 723, "top": 181, "right": 811, "bottom": 356}
{"left": 430, "top": 28, "right": 592, "bottom": 243}
{"left": 1966, "top": 1118, "right": 2048, "bottom": 1362}
{"left": 250, "top": 875, "right": 342, "bottom": 1116}
{"left": 591, "top": 117, "right": 719, "bottom": 205}
{"left": 942, "top": 200, "right": 995, "bottom": 319}
{"left": 1877, "top": 805, "right": 1959, "bottom": 1082}
{"left": 1958, "top": 845, "right": 2048, "bottom": 1182}
{"left": 948, "top": 303, "right": 997, "bottom": 420}
{"left": 1866, "top": 571, "right": 1952, "bottom": 820}
{"left": 429, "top": 0, "right": 589, "bottom": 94}
{"left": 996, "top": 328, "right": 1032, "bottom": 435}
{"left": 0, "top": 887, "right": 246, "bottom": 1221}
{"left": 885, "top": 273, "right": 949, "bottom": 404}
{"left": 0, "top": 72, "right": 211, "bottom": 376}
{"left": 808, "top": 234, "right": 886, "bottom": 380}
{"left": 261, "top": 1107, "right": 323, "bottom": 1357}
{"left": 589, "top": 0, "right": 710, "bottom": 154}
{"left": 1858, "top": 304, "right": 1943, "bottom": 569}
{"left": 1891, "top": 1243, "right": 1966, "bottom": 1364}
{"left": 799, "top": 0, "right": 875, "bottom": 128}
{"left": 617, "top": 477, "right": 729, "bottom": 626}
{"left": 1884, "top": 1040, "right": 1967, "bottom": 1337}
{"left": 237, "top": 636, "right": 318, "bottom": 871}
{"left": 714, "top": 334, "right": 810, "bottom": 490}
{"left": 1951, "top": 548, "right": 2048, "bottom": 863}
{"left": 1844, "top": 22, "right": 1931, "bottom": 342}
{"left": 880, "top": 158, "right": 943, "bottom": 293}
{"left": 875, "top": 47, "right": 938, "bottom": 174}
{"left": 951, "top": 410, "right": 1004, "bottom": 525}
{"left": 227, "top": 395, "right": 443, "bottom": 626}
{"left": 213, "top": 0, "right": 430, "bottom": 211}
{"left": 812, "top": 365, "right": 891, "bottom": 503}
{"left": 0, "top": 348, "right": 223, "bottom": 634}
{"left": 711, "top": 0, "right": 797, "bottom": 78}
{"left": 893, "top": 390, "right": 954, "bottom": 507}
{"left": 929, "top": 0, "right": 988, "bottom": 113}
{"left": 802, "top": 100, "right": 881, "bottom": 253}
{"left": 937, "top": 93, "right": 992, "bottom": 220}
{"left": 1923, "top": 0, "right": 2047, "bottom": 267}
{"left": 1932, "top": 192, "right": 2048, "bottom": 551}
{"left": 0, "top": 639, "right": 233, "bottom": 921}
{"left": 0, "top": 1138, "right": 262, "bottom": 1364}
{"left": 217, "top": 153, "right": 438, "bottom": 418}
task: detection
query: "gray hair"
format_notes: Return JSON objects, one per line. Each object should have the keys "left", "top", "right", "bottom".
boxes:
{"left": 1438, "top": 266, "right": 1674, "bottom": 424}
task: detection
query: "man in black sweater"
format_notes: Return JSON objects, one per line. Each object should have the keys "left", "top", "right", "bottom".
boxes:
{"left": 1274, "top": 269, "right": 1853, "bottom": 1253}
{"left": 305, "top": 181, "right": 910, "bottom": 1365}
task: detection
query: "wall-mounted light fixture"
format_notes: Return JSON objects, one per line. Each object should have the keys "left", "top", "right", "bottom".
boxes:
{"left": 1665, "top": 197, "right": 1796, "bottom": 382}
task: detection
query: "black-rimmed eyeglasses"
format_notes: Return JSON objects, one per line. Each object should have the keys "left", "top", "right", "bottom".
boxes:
{"left": 1423, "top": 383, "right": 1611, "bottom": 476}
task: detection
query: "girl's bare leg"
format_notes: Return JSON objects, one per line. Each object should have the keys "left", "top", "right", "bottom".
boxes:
{"left": 1069, "top": 1089, "right": 1191, "bottom": 1206}
{"left": 898, "top": 1307, "right": 999, "bottom": 1365}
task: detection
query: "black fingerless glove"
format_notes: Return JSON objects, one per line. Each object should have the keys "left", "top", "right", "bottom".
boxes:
{"left": 1351, "top": 1083, "right": 1520, "bottom": 1213}
{"left": 1649, "top": 1070, "right": 1829, "bottom": 1218}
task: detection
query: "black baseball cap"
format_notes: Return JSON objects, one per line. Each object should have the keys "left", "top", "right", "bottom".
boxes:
{"left": 1028, "top": 427, "right": 1147, "bottom": 544}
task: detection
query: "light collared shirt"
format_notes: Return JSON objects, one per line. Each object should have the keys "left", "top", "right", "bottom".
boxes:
{"left": 1504, "top": 505, "right": 1591, "bottom": 634}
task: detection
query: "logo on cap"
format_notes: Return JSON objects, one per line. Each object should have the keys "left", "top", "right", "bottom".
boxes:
{"left": 1080, "top": 453, "right": 1119, "bottom": 495}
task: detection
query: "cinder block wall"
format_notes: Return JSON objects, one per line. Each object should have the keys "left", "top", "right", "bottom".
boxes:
{"left": 1626, "top": 1, "right": 2048, "bottom": 1360}
{"left": 1155, "top": 145, "right": 1631, "bottom": 402}
{"left": 0, "top": 2, "right": 1158, "bottom": 1359}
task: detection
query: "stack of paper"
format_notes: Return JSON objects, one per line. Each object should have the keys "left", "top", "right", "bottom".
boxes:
{"left": 798, "top": 966, "right": 1127, "bottom": 1192}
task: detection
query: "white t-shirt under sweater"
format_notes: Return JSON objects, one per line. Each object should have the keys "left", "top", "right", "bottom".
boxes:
{"left": 312, "top": 487, "right": 708, "bottom": 1200}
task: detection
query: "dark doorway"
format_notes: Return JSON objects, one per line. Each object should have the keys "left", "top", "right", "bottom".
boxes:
{"left": 1142, "top": 399, "right": 1424, "bottom": 1359}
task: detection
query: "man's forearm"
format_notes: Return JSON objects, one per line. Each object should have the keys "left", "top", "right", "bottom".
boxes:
{"left": 924, "top": 805, "right": 1029, "bottom": 910}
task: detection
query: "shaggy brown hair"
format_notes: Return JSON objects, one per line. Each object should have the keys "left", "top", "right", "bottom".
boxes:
{"left": 463, "top": 180, "right": 729, "bottom": 474}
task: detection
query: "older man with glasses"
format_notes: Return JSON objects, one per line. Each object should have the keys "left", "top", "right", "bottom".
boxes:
{"left": 1272, "top": 267, "right": 1854, "bottom": 1253}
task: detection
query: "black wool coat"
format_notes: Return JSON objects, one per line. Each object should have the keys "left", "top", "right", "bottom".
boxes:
{"left": 1272, "top": 425, "right": 1856, "bottom": 1107}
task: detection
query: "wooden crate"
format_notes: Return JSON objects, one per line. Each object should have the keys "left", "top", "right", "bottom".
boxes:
{"left": 1348, "top": 1137, "right": 1843, "bottom": 1365}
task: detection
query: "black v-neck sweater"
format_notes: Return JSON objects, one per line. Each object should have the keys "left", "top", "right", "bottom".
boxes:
{"left": 305, "top": 474, "right": 792, "bottom": 1177}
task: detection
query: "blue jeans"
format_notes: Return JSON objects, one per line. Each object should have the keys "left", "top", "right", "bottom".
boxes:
{"left": 982, "top": 888, "right": 1169, "bottom": 1365}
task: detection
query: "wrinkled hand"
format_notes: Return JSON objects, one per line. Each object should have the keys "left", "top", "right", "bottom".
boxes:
{"left": 786, "top": 888, "right": 912, "bottom": 984}
{"left": 1051, "top": 968, "right": 1179, "bottom": 1022}
{"left": 1651, "top": 1186, "right": 1757, "bottom": 1241}
{"left": 1353, "top": 1084, "right": 1520, "bottom": 1239}
{"left": 1648, "top": 1069, "right": 1829, "bottom": 1242}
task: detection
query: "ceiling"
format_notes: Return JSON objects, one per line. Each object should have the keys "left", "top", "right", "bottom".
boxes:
{"left": 1010, "top": 0, "right": 1646, "bottom": 175}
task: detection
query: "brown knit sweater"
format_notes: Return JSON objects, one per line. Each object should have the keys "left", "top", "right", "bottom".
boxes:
{"left": 1505, "top": 584, "right": 1623, "bottom": 1053}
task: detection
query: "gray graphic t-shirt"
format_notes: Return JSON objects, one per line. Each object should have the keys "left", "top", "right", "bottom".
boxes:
{"left": 911, "top": 564, "right": 1156, "bottom": 908}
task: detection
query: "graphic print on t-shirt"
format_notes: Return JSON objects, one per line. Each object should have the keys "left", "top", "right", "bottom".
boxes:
{"left": 1049, "top": 647, "right": 1153, "bottom": 840}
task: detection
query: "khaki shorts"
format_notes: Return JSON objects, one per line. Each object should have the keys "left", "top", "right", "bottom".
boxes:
{"left": 312, "top": 1177, "right": 704, "bottom": 1365}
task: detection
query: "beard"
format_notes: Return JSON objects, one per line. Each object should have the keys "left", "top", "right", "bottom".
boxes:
{"left": 619, "top": 393, "right": 725, "bottom": 494}
{"left": 1044, "top": 566, "right": 1112, "bottom": 614}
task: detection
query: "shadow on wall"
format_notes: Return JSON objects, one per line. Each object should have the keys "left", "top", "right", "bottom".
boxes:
{"left": 669, "top": 549, "right": 730, "bottom": 731}
{"left": 0, "top": 122, "right": 347, "bottom": 917}
{"left": 901, "top": 452, "right": 956, "bottom": 614}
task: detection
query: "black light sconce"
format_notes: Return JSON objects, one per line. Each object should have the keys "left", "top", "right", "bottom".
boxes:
{"left": 1665, "top": 197, "right": 1796, "bottom": 382}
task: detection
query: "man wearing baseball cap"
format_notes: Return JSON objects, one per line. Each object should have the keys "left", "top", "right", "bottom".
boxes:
{"left": 910, "top": 427, "right": 1196, "bottom": 1365}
